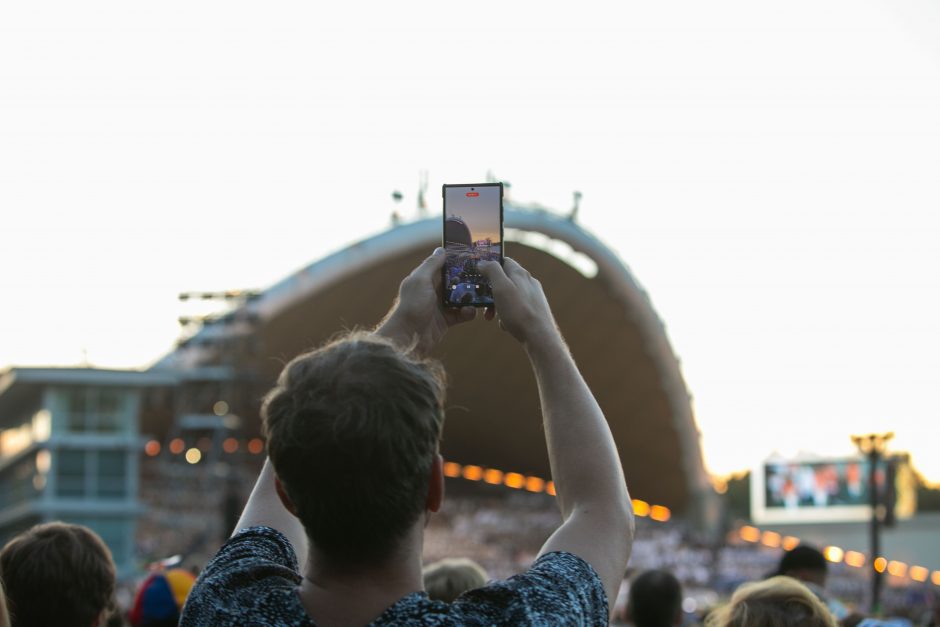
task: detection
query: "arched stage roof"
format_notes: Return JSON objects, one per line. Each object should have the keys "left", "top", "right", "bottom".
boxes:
{"left": 157, "top": 204, "right": 715, "bottom": 519}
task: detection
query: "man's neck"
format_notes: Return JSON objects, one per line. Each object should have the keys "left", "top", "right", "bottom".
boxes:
{"left": 297, "top": 530, "right": 425, "bottom": 627}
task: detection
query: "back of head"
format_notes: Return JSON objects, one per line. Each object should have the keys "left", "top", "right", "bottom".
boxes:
{"left": 627, "top": 569, "right": 683, "bottom": 627}
{"left": 706, "top": 576, "right": 837, "bottom": 627}
{"left": 777, "top": 545, "right": 828, "bottom": 586}
{"left": 263, "top": 332, "right": 446, "bottom": 564}
{"left": 0, "top": 522, "right": 116, "bottom": 627}
{"left": 423, "top": 558, "right": 488, "bottom": 603}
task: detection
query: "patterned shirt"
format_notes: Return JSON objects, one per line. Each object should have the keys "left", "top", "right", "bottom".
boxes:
{"left": 180, "top": 526, "right": 608, "bottom": 626}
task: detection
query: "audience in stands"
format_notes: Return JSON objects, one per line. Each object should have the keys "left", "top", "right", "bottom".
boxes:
{"left": 625, "top": 569, "right": 684, "bottom": 627}
{"left": 179, "top": 250, "right": 634, "bottom": 625}
{"left": 0, "top": 522, "right": 116, "bottom": 627}
{"left": 706, "top": 575, "right": 838, "bottom": 627}
{"left": 422, "top": 558, "right": 488, "bottom": 603}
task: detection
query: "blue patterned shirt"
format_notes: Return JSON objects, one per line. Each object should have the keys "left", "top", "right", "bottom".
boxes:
{"left": 180, "top": 526, "right": 608, "bottom": 626}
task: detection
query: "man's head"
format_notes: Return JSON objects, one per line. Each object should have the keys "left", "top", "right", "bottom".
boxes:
{"left": 0, "top": 522, "right": 116, "bottom": 627}
{"left": 263, "top": 332, "right": 446, "bottom": 565}
{"left": 626, "top": 569, "right": 683, "bottom": 627}
{"left": 777, "top": 545, "right": 828, "bottom": 587}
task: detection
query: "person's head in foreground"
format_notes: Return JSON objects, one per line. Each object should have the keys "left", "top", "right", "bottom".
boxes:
{"left": 626, "top": 569, "right": 683, "bottom": 627}
{"left": 776, "top": 544, "right": 828, "bottom": 587}
{"left": 706, "top": 575, "right": 837, "bottom": 627}
{"left": 0, "top": 522, "right": 116, "bottom": 627}
{"left": 423, "top": 558, "right": 488, "bottom": 603}
{"left": 264, "top": 331, "right": 447, "bottom": 567}
{"left": 179, "top": 251, "right": 633, "bottom": 625}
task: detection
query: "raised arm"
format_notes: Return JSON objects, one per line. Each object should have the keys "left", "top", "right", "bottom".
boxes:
{"left": 480, "top": 258, "right": 634, "bottom": 615}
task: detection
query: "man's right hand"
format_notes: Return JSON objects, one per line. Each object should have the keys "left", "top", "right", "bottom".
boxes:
{"left": 479, "top": 258, "right": 559, "bottom": 347}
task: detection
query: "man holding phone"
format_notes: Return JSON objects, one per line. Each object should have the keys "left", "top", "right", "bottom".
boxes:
{"left": 181, "top": 248, "right": 634, "bottom": 626}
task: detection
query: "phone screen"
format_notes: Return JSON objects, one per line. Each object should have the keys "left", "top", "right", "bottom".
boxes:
{"left": 442, "top": 182, "right": 503, "bottom": 307}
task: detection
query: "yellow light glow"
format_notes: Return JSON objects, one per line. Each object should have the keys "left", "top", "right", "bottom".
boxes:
{"left": 213, "top": 401, "right": 229, "bottom": 416}
{"left": 873, "top": 557, "right": 887, "bottom": 573}
{"left": 887, "top": 561, "right": 907, "bottom": 577}
{"left": 844, "top": 551, "right": 865, "bottom": 568}
{"left": 504, "top": 472, "right": 525, "bottom": 489}
{"left": 484, "top": 469, "right": 503, "bottom": 485}
{"left": 632, "top": 499, "right": 650, "bottom": 517}
{"left": 782, "top": 536, "right": 801, "bottom": 551}
{"left": 185, "top": 448, "right": 202, "bottom": 464}
{"left": 909, "top": 566, "right": 928, "bottom": 582}
{"left": 35, "top": 449, "right": 52, "bottom": 474}
{"left": 462, "top": 465, "right": 483, "bottom": 481}
{"left": 546, "top": 481, "right": 556, "bottom": 496}
{"left": 932, "top": 571, "right": 940, "bottom": 586}
{"left": 824, "top": 546, "right": 844, "bottom": 563}
{"left": 740, "top": 526, "right": 760, "bottom": 543}
{"left": 525, "top": 476, "right": 544, "bottom": 493}
{"left": 650, "top": 505, "right": 671, "bottom": 522}
{"left": 443, "top": 462, "right": 462, "bottom": 478}
{"left": 761, "top": 531, "right": 781, "bottom": 548}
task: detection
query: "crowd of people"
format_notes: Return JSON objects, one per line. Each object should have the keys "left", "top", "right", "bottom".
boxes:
{"left": 1, "top": 250, "right": 937, "bottom": 626}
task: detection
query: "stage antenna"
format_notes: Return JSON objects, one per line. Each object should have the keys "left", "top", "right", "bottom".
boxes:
{"left": 569, "top": 190, "right": 582, "bottom": 221}
{"left": 390, "top": 190, "right": 403, "bottom": 226}
{"left": 417, "top": 171, "right": 428, "bottom": 216}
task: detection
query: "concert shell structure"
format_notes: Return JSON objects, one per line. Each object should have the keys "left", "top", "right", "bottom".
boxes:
{"left": 158, "top": 205, "right": 716, "bottom": 523}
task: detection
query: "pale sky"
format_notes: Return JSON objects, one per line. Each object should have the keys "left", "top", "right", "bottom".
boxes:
{"left": 2, "top": 1, "right": 939, "bottom": 482}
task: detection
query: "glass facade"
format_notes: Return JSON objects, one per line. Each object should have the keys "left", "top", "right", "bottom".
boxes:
{"left": 0, "top": 378, "right": 145, "bottom": 576}
{"left": 62, "top": 388, "right": 128, "bottom": 434}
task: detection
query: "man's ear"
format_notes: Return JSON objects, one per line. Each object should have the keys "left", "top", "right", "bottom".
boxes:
{"left": 274, "top": 474, "right": 299, "bottom": 516}
{"left": 426, "top": 453, "right": 444, "bottom": 514}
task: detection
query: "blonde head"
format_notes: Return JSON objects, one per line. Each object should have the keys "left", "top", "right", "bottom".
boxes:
{"left": 423, "top": 558, "right": 488, "bottom": 603}
{"left": 706, "top": 576, "right": 837, "bottom": 627}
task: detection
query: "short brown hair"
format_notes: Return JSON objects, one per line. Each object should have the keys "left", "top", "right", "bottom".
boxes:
{"left": 0, "top": 522, "right": 116, "bottom": 627}
{"left": 705, "top": 576, "right": 837, "bottom": 627}
{"left": 263, "top": 332, "right": 446, "bottom": 563}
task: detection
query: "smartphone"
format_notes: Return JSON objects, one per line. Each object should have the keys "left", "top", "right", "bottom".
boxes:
{"left": 442, "top": 182, "right": 504, "bottom": 307}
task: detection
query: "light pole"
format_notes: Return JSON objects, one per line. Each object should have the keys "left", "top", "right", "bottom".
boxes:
{"left": 851, "top": 432, "right": 893, "bottom": 616}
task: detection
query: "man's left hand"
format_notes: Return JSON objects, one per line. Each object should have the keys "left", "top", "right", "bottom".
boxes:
{"left": 376, "top": 248, "right": 476, "bottom": 353}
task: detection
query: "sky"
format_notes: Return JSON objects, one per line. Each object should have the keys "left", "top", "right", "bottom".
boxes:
{"left": 2, "top": 1, "right": 939, "bottom": 483}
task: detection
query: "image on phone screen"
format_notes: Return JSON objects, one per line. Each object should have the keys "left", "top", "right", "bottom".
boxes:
{"left": 442, "top": 183, "right": 503, "bottom": 307}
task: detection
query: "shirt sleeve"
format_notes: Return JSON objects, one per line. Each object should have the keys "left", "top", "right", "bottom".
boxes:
{"left": 179, "top": 526, "right": 304, "bottom": 626}
{"left": 450, "top": 551, "right": 609, "bottom": 626}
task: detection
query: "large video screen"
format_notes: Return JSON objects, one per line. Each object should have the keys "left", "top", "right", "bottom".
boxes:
{"left": 750, "top": 456, "right": 914, "bottom": 524}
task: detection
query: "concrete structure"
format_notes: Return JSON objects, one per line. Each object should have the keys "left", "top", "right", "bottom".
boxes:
{"left": 157, "top": 204, "right": 717, "bottom": 523}
{"left": 0, "top": 367, "right": 172, "bottom": 575}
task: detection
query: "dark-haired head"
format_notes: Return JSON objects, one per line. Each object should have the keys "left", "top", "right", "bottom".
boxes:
{"left": 0, "top": 522, "right": 116, "bottom": 627}
{"left": 263, "top": 331, "right": 446, "bottom": 567}
{"left": 777, "top": 545, "right": 827, "bottom": 586}
{"left": 627, "top": 569, "right": 683, "bottom": 627}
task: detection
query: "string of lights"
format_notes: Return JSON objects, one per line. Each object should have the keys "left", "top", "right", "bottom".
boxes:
{"left": 735, "top": 524, "right": 940, "bottom": 587}
{"left": 145, "top": 438, "right": 937, "bottom": 588}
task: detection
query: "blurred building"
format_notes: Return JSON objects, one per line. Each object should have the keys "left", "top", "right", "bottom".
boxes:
{"left": 0, "top": 367, "right": 171, "bottom": 575}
